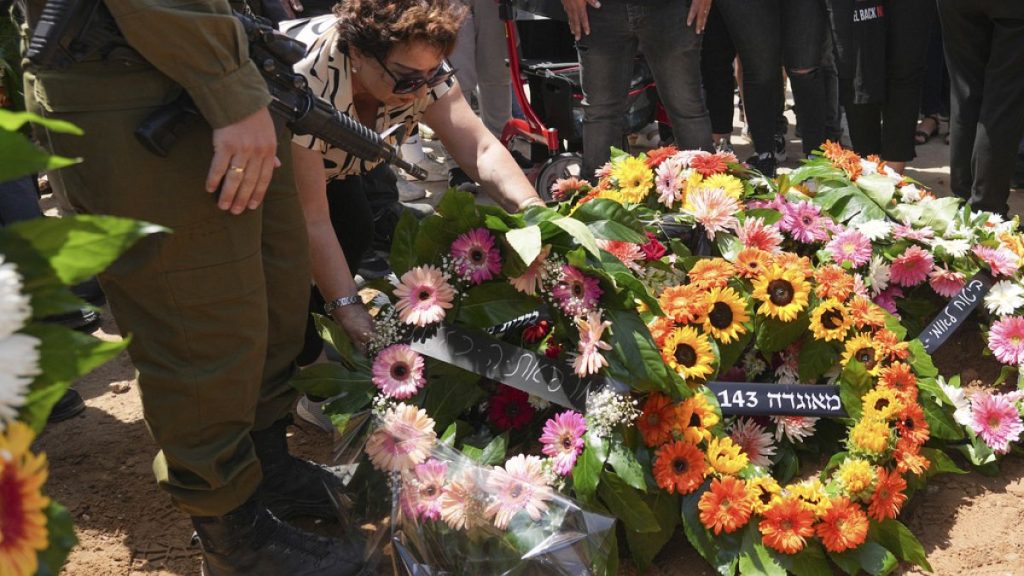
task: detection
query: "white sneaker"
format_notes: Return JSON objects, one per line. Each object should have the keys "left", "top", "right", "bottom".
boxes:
{"left": 295, "top": 396, "right": 334, "bottom": 433}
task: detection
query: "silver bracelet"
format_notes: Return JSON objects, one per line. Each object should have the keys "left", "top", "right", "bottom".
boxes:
{"left": 324, "top": 294, "right": 362, "bottom": 316}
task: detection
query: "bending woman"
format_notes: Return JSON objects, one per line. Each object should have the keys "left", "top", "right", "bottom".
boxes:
{"left": 283, "top": 0, "right": 544, "bottom": 355}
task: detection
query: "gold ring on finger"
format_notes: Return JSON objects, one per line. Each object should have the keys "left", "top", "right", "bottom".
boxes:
{"left": 230, "top": 165, "right": 245, "bottom": 174}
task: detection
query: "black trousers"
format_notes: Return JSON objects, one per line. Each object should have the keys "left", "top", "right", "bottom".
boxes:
{"left": 700, "top": 5, "right": 736, "bottom": 137}
{"left": 838, "top": 0, "right": 935, "bottom": 162}
{"left": 938, "top": 0, "right": 1024, "bottom": 216}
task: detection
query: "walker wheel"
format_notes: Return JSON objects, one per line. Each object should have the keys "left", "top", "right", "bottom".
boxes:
{"left": 533, "top": 152, "right": 583, "bottom": 203}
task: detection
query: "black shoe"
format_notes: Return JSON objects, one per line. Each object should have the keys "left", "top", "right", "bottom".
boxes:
{"left": 773, "top": 133, "right": 788, "bottom": 163}
{"left": 357, "top": 250, "right": 391, "bottom": 281}
{"left": 71, "top": 277, "right": 106, "bottom": 307}
{"left": 47, "top": 389, "right": 85, "bottom": 423}
{"left": 251, "top": 417, "right": 348, "bottom": 521}
{"left": 448, "top": 167, "right": 479, "bottom": 194}
{"left": 42, "top": 307, "right": 101, "bottom": 333}
{"left": 192, "top": 499, "right": 363, "bottom": 576}
{"left": 746, "top": 153, "right": 778, "bottom": 178}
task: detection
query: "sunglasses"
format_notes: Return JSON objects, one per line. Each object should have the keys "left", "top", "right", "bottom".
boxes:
{"left": 373, "top": 54, "right": 457, "bottom": 95}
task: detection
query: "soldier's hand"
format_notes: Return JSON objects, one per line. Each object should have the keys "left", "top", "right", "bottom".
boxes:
{"left": 333, "top": 304, "right": 375, "bottom": 355}
{"left": 206, "top": 108, "right": 280, "bottom": 215}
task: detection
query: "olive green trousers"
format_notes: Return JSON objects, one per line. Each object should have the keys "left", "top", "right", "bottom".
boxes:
{"left": 26, "top": 62, "right": 310, "bottom": 516}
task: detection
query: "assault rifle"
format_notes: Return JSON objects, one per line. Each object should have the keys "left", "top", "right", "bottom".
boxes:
{"left": 22, "top": 1, "right": 427, "bottom": 179}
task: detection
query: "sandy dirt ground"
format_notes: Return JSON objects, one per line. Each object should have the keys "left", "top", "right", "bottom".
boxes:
{"left": 34, "top": 121, "right": 1024, "bottom": 575}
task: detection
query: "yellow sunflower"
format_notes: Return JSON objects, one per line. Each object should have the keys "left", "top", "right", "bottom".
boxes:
{"left": 0, "top": 422, "right": 50, "bottom": 576}
{"left": 849, "top": 417, "right": 891, "bottom": 455}
{"left": 861, "top": 388, "right": 905, "bottom": 421}
{"left": 701, "top": 173, "right": 745, "bottom": 199}
{"left": 610, "top": 156, "right": 654, "bottom": 203}
{"left": 661, "top": 327, "right": 716, "bottom": 383}
{"left": 841, "top": 333, "right": 884, "bottom": 375}
{"left": 789, "top": 479, "right": 831, "bottom": 518}
{"left": 701, "top": 286, "right": 750, "bottom": 344}
{"left": 706, "top": 436, "right": 749, "bottom": 476}
{"left": 809, "top": 298, "right": 852, "bottom": 342}
{"left": 677, "top": 393, "right": 722, "bottom": 443}
{"left": 746, "top": 475, "right": 782, "bottom": 513}
{"left": 837, "top": 457, "right": 875, "bottom": 495}
{"left": 751, "top": 265, "right": 811, "bottom": 322}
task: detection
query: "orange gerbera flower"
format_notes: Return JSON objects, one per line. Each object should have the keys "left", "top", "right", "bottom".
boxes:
{"left": 688, "top": 258, "right": 736, "bottom": 289}
{"left": 645, "top": 145, "right": 679, "bottom": 168}
{"left": 653, "top": 440, "right": 707, "bottom": 495}
{"left": 895, "top": 401, "right": 930, "bottom": 446}
{"left": 815, "top": 497, "right": 869, "bottom": 553}
{"left": 773, "top": 252, "right": 814, "bottom": 278}
{"left": 875, "top": 328, "right": 910, "bottom": 361}
{"left": 868, "top": 467, "right": 908, "bottom": 521}
{"left": 735, "top": 247, "right": 773, "bottom": 279}
{"left": 698, "top": 476, "right": 753, "bottom": 535}
{"left": 638, "top": 393, "right": 679, "bottom": 447}
{"left": 847, "top": 296, "right": 888, "bottom": 330}
{"left": 813, "top": 265, "right": 855, "bottom": 301}
{"left": 647, "top": 316, "right": 677, "bottom": 348}
{"left": 759, "top": 496, "right": 816, "bottom": 555}
{"left": 659, "top": 284, "right": 707, "bottom": 325}
{"left": 677, "top": 393, "right": 721, "bottom": 444}
{"left": 878, "top": 362, "right": 918, "bottom": 400}
{"left": 893, "top": 437, "right": 931, "bottom": 476}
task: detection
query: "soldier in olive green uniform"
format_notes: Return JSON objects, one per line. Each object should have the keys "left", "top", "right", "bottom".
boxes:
{"left": 19, "top": 0, "right": 363, "bottom": 573}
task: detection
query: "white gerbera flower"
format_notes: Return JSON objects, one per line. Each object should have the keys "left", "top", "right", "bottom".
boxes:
{"left": 772, "top": 416, "right": 819, "bottom": 444}
{"left": 937, "top": 378, "right": 972, "bottom": 427}
{"left": 930, "top": 237, "right": 972, "bottom": 258}
{"left": 899, "top": 184, "right": 925, "bottom": 203}
{"left": 984, "top": 281, "right": 1024, "bottom": 316}
{"left": 858, "top": 220, "right": 892, "bottom": 242}
{"left": 865, "top": 255, "right": 891, "bottom": 296}
{"left": 0, "top": 333, "right": 41, "bottom": 426}
{"left": 0, "top": 258, "right": 32, "bottom": 340}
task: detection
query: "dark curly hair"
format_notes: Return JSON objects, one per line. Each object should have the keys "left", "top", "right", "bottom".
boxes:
{"left": 334, "top": 0, "right": 469, "bottom": 60}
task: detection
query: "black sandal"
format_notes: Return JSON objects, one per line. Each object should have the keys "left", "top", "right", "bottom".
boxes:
{"left": 915, "top": 115, "right": 940, "bottom": 145}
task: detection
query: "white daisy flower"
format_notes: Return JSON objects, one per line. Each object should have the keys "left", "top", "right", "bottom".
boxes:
{"left": 0, "top": 333, "right": 42, "bottom": 427}
{"left": 865, "top": 255, "right": 891, "bottom": 296}
{"left": 0, "top": 258, "right": 32, "bottom": 340}
{"left": 930, "top": 237, "right": 972, "bottom": 258}
{"left": 899, "top": 184, "right": 925, "bottom": 203}
{"left": 937, "top": 378, "right": 972, "bottom": 427}
{"left": 984, "top": 280, "right": 1024, "bottom": 316}
{"left": 858, "top": 220, "right": 892, "bottom": 241}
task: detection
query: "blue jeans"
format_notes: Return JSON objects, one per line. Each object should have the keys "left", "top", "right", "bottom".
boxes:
{"left": 577, "top": 0, "right": 712, "bottom": 179}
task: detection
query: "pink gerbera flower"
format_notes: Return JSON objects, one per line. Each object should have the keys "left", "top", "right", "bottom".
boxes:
{"left": 572, "top": 311, "right": 613, "bottom": 377}
{"left": 394, "top": 265, "right": 456, "bottom": 326}
{"left": 873, "top": 286, "right": 904, "bottom": 315}
{"left": 779, "top": 200, "right": 829, "bottom": 244}
{"left": 371, "top": 344, "right": 426, "bottom": 399}
{"left": 737, "top": 217, "right": 784, "bottom": 253}
{"left": 440, "top": 468, "right": 490, "bottom": 531}
{"left": 969, "top": 391, "right": 1024, "bottom": 454}
{"left": 973, "top": 245, "right": 1021, "bottom": 277}
{"left": 551, "top": 265, "right": 603, "bottom": 316}
{"left": 509, "top": 245, "right": 552, "bottom": 295}
{"left": 598, "top": 239, "right": 644, "bottom": 272}
{"left": 485, "top": 454, "right": 553, "bottom": 529}
{"left": 889, "top": 245, "right": 934, "bottom": 287}
{"left": 365, "top": 403, "right": 437, "bottom": 472}
{"left": 594, "top": 161, "right": 613, "bottom": 181}
{"left": 891, "top": 223, "right": 935, "bottom": 242}
{"left": 729, "top": 417, "right": 777, "bottom": 467}
{"left": 540, "top": 411, "right": 587, "bottom": 475}
{"left": 928, "top": 266, "right": 966, "bottom": 298}
{"left": 684, "top": 186, "right": 741, "bottom": 240}
{"left": 451, "top": 228, "right": 502, "bottom": 285}
{"left": 655, "top": 157, "right": 686, "bottom": 207}
{"left": 412, "top": 459, "right": 448, "bottom": 520}
{"left": 826, "top": 229, "right": 873, "bottom": 267}
{"left": 988, "top": 315, "right": 1024, "bottom": 365}
{"left": 550, "top": 177, "right": 588, "bottom": 201}
{"left": 772, "top": 416, "right": 819, "bottom": 443}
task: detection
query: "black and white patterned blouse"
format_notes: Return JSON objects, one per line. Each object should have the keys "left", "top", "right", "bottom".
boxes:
{"left": 280, "top": 15, "right": 454, "bottom": 181}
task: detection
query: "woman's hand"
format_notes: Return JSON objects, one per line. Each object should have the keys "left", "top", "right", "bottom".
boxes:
{"left": 332, "top": 304, "right": 375, "bottom": 355}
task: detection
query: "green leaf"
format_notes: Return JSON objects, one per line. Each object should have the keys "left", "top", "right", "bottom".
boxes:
{"left": 756, "top": 314, "right": 810, "bottom": 354}
{"left": 742, "top": 208, "right": 783, "bottom": 225}
{"left": 856, "top": 173, "right": 896, "bottom": 207}
{"left": 20, "top": 323, "right": 128, "bottom": 433}
{"left": 572, "top": 198, "right": 644, "bottom": 228}
{"left": 35, "top": 501, "right": 78, "bottom": 576}
{"left": 479, "top": 432, "right": 508, "bottom": 466}
{"left": 829, "top": 541, "right": 898, "bottom": 576}
{"left": 454, "top": 281, "right": 538, "bottom": 327}
{"left": 774, "top": 443, "right": 799, "bottom": 485}
{"left": 422, "top": 360, "right": 484, "bottom": 432}
{"left": 550, "top": 216, "right": 601, "bottom": 258}
{"left": 389, "top": 209, "right": 420, "bottom": 276}
{"left": 0, "top": 130, "right": 79, "bottom": 182}
{"left": 589, "top": 219, "right": 649, "bottom": 243}
{"left": 717, "top": 330, "right": 753, "bottom": 375}
{"left": 605, "top": 307, "right": 676, "bottom": 392}
{"left": 738, "top": 522, "right": 786, "bottom": 576}
{"left": 415, "top": 214, "right": 461, "bottom": 265}
{"left": 504, "top": 224, "right": 543, "bottom": 268}
{"left": 289, "top": 363, "right": 375, "bottom": 412}
{"left": 0, "top": 109, "right": 84, "bottom": 133}
{"left": 775, "top": 541, "right": 832, "bottom": 576}
{"left": 572, "top": 431, "right": 609, "bottom": 503}
{"left": 7, "top": 215, "right": 164, "bottom": 285}
{"left": 597, "top": 470, "right": 660, "bottom": 533}
{"left": 869, "top": 519, "right": 933, "bottom": 572}
{"left": 839, "top": 360, "right": 872, "bottom": 421}
{"left": 920, "top": 446, "right": 967, "bottom": 477}
{"left": 314, "top": 314, "right": 361, "bottom": 370}
{"left": 798, "top": 338, "right": 840, "bottom": 384}
{"left": 907, "top": 340, "right": 939, "bottom": 378}
{"left": 715, "top": 233, "right": 742, "bottom": 261}
{"left": 607, "top": 436, "right": 647, "bottom": 491}
{"left": 436, "top": 188, "right": 482, "bottom": 230}
{"left": 922, "top": 400, "right": 965, "bottom": 441}
{"left": 625, "top": 491, "right": 680, "bottom": 572}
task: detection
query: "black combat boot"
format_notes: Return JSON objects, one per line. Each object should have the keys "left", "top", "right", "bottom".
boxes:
{"left": 251, "top": 416, "right": 347, "bottom": 520}
{"left": 192, "top": 499, "right": 363, "bottom": 576}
